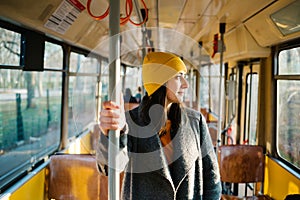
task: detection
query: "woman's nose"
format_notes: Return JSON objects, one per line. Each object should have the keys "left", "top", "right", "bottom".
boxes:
{"left": 181, "top": 76, "right": 189, "bottom": 88}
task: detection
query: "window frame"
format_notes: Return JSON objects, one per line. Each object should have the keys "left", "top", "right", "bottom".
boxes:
{"left": 0, "top": 19, "right": 102, "bottom": 192}
{"left": 274, "top": 38, "right": 300, "bottom": 174}
{"left": 244, "top": 72, "right": 259, "bottom": 145}
{"left": 67, "top": 49, "right": 102, "bottom": 139}
{"left": 0, "top": 31, "right": 65, "bottom": 191}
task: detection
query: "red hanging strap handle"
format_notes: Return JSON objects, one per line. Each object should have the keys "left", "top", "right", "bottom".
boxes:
{"left": 120, "top": 0, "right": 133, "bottom": 25}
{"left": 86, "top": 0, "right": 148, "bottom": 26}
{"left": 87, "top": 0, "right": 110, "bottom": 20}
{"left": 129, "top": 0, "right": 148, "bottom": 26}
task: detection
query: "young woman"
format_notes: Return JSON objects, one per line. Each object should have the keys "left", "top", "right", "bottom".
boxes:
{"left": 97, "top": 52, "right": 221, "bottom": 200}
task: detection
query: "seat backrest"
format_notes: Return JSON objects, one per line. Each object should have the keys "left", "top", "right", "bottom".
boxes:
{"left": 48, "top": 154, "right": 108, "bottom": 200}
{"left": 218, "top": 145, "right": 265, "bottom": 183}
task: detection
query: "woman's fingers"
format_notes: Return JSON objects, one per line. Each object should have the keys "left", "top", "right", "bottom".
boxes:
{"left": 100, "top": 108, "right": 121, "bottom": 119}
{"left": 118, "top": 94, "right": 126, "bottom": 128}
{"left": 102, "top": 101, "right": 120, "bottom": 110}
{"left": 99, "top": 100, "right": 125, "bottom": 136}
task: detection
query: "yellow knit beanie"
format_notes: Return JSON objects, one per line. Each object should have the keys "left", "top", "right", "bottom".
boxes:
{"left": 142, "top": 52, "right": 187, "bottom": 96}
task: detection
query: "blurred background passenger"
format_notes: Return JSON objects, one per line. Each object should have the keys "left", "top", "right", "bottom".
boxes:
{"left": 124, "top": 88, "right": 137, "bottom": 103}
{"left": 135, "top": 86, "right": 142, "bottom": 103}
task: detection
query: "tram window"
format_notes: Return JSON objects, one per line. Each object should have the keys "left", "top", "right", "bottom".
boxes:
{"left": 278, "top": 47, "right": 300, "bottom": 75}
{"left": 244, "top": 73, "right": 259, "bottom": 145}
{"left": 0, "top": 68, "right": 62, "bottom": 190}
{"left": 184, "top": 69, "right": 196, "bottom": 105}
{"left": 69, "top": 52, "right": 99, "bottom": 73}
{"left": 199, "top": 65, "right": 209, "bottom": 108}
{"left": 44, "top": 42, "right": 63, "bottom": 70}
{"left": 200, "top": 64, "right": 224, "bottom": 115}
{"left": 276, "top": 46, "right": 300, "bottom": 170}
{"left": 123, "top": 67, "right": 141, "bottom": 94}
{"left": 0, "top": 27, "right": 21, "bottom": 66}
{"left": 68, "top": 52, "right": 99, "bottom": 138}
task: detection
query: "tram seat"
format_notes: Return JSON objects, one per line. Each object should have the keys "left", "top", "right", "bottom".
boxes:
{"left": 218, "top": 145, "right": 272, "bottom": 200}
{"left": 48, "top": 154, "right": 110, "bottom": 200}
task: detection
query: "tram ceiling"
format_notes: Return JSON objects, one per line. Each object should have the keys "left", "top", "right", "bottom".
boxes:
{"left": 0, "top": 0, "right": 299, "bottom": 65}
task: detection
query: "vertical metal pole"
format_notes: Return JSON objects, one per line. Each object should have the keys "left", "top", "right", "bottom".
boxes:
{"left": 216, "top": 23, "right": 226, "bottom": 153}
{"left": 208, "top": 62, "right": 212, "bottom": 109}
{"left": 96, "top": 60, "right": 102, "bottom": 123}
{"left": 133, "top": 0, "right": 147, "bottom": 58}
{"left": 197, "top": 42, "right": 202, "bottom": 111}
{"left": 189, "top": 69, "right": 194, "bottom": 108}
{"left": 16, "top": 93, "right": 24, "bottom": 141}
{"left": 60, "top": 46, "right": 70, "bottom": 150}
{"left": 122, "top": 65, "right": 126, "bottom": 92}
{"left": 246, "top": 64, "right": 253, "bottom": 144}
{"left": 108, "top": 0, "right": 121, "bottom": 199}
{"left": 155, "top": 0, "right": 159, "bottom": 50}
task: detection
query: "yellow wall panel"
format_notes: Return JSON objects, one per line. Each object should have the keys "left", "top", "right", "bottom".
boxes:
{"left": 8, "top": 170, "right": 45, "bottom": 200}
{"left": 264, "top": 157, "right": 300, "bottom": 199}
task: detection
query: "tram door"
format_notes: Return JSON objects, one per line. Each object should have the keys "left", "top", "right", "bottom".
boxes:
{"left": 240, "top": 62, "right": 260, "bottom": 145}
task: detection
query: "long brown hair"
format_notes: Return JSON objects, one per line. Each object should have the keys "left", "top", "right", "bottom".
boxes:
{"left": 140, "top": 86, "right": 181, "bottom": 136}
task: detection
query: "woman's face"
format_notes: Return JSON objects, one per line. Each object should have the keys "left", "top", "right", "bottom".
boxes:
{"left": 166, "top": 72, "right": 189, "bottom": 103}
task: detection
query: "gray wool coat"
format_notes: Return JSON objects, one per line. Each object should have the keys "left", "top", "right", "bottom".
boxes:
{"left": 97, "top": 106, "right": 222, "bottom": 200}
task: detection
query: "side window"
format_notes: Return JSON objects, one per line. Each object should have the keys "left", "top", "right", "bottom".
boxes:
{"left": 0, "top": 34, "right": 62, "bottom": 189}
{"left": 0, "top": 27, "right": 21, "bottom": 66}
{"left": 68, "top": 52, "right": 99, "bottom": 138}
{"left": 199, "top": 65, "right": 210, "bottom": 108}
{"left": 276, "top": 46, "right": 300, "bottom": 170}
{"left": 122, "top": 66, "right": 142, "bottom": 100}
{"left": 200, "top": 64, "right": 225, "bottom": 115}
{"left": 244, "top": 73, "right": 259, "bottom": 145}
